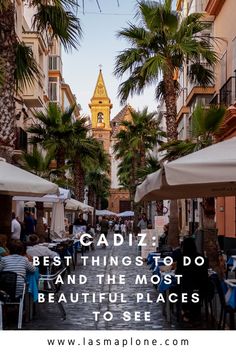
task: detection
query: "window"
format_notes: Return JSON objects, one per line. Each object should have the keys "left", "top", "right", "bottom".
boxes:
{"left": 15, "top": 127, "right": 28, "bottom": 152}
{"left": 49, "top": 56, "right": 62, "bottom": 71}
{"left": 50, "top": 39, "right": 57, "bottom": 55}
{"left": 48, "top": 77, "right": 58, "bottom": 102}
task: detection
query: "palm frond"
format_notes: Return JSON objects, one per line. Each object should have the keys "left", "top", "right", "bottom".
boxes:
{"left": 15, "top": 42, "right": 41, "bottom": 92}
{"left": 33, "top": 4, "right": 82, "bottom": 51}
{"left": 114, "top": 0, "right": 218, "bottom": 111}
{"left": 159, "top": 140, "right": 197, "bottom": 161}
{"left": 0, "top": 0, "right": 10, "bottom": 12}
{"left": 192, "top": 104, "right": 226, "bottom": 138}
{"left": 155, "top": 79, "right": 180, "bottom": 100}
{"left": 21, "top": 148, "right": 54, "bottom": 178}
{"left": 188, "top": 63, "right": 215, "bottom": 87}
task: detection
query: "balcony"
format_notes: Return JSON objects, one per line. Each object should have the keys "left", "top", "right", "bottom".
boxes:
{"left": 49, "top": 55, "right": 62, "bottom": 73}
{"left": 219, "top": 76, "right": 236, "bottom": 107}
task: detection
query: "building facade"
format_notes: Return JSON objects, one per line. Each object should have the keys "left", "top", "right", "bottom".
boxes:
{"left": 14, "top": 1, "right": 80, "bottom": 161}
{"left": 175, "top": 0, "right": 236, "bottom": 239}
{"left": 206, "top": 0, "right": 236, "bottom": 238}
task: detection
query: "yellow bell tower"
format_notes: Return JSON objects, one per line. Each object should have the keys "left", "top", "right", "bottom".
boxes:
{"left": 89, "top": 69, "right": 112, "bottom": 153}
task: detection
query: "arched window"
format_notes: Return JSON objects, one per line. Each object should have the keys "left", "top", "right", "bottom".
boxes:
{"left": 97, "top": 112, "right": 104, "bottom": 123}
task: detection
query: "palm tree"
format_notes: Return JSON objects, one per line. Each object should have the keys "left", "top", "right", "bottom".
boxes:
{"left": 114, "top": 0, "right": 217, "bottom": 140}
{"left": 20, "top": 146, "right": 55, "bottom": 238}
{"left": 21, "top": 147, "right": 53, "bottom": 178}
{"left": 114, "top": 107, "right": 163, "bottom": 210}
{"left": 28, "top": 103, "right": 75, "bottom": 179}
{"left": 68, "top": 118, "right": 110, "bottom": 202}
{"left": 136, "top": 155, "right": 160, "bottom": 181}
{"left": 86, "top": 169, "right": 110, "bottom": 210}
{"left": 160, "top": 104, "right": 226, "bottom": 275}
{"left": 0, "top": 0, "right": 82, "bottom": 159}
{"left": 114, "top": 0, "right": 218, "bottom": 245}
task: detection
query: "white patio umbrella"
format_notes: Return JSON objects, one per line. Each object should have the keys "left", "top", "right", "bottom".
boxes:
{"left": 13, "top": 188, "right": 70, "bottom": 238}
{"left": 165, "top": 137, "right": 236, "bottom": 188}
{"left": 50, "top": 201, "right": 65, "bottom": 239}
{"left": 13, "top": 187, "right": 70, "bottom": 203}
{"left": 0, "top": 159, "right": 59, "bottom": 196}
{"left": 135, "top": 137, "right": 236, "bottom": 202}
{"left": 118, "top": 211, "right": 134, "bottom": 217}
{"left": 96, "top": 209, "right": 117, "bottom": 216}
{"left": 65, "top": 198, "right": 94, "bottom": 213}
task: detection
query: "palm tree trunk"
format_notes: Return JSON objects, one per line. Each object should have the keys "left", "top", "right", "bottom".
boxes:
{"left": 56, "top": 148, "right": 66, "bottom": 178}
{"left": 73, "top": 158, "right": 85, "bottom": 201}
{"left": 163, "top": 70, "right": 179, "bottom": 247}
{"left": 0, "top": 3, "right": 17, "bottom": 157}
{"left": 88, "top": 188, "right": 94, "bottom": 207}
{"left": 163, "top": 71, "right": 178, "bottom": 141}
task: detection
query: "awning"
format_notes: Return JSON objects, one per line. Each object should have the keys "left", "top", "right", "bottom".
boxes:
{"left": 135, "top": 137, "right": 236, "bottom": 202}
{"left": 0, "top": 158, "right": 59, "bottom": 196}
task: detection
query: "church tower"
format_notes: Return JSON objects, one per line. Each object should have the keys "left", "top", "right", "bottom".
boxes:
{"left": 89, "top": 69, "right": 112, "bottom": 153}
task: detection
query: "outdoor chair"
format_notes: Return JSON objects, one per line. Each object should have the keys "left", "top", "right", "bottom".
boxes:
{"left": 211, "top": 274, "right": 236, "bottom": 329}
{"left": 74, "top": 240, "right": 84, "bottom": 266}
{"left": 54, "top": 241, "right": 75, "bottom": 272}
{"left": 0, "top": 271, "right": 26, "bottom": 330}
{"left": 38, "top": 260, "right": 67, "bottom": 320}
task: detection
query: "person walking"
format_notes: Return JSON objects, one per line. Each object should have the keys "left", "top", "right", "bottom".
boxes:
{"left": 137, "top": 213, "right": 148, "bottom": 231}
{"left": 11, "top": 212, "right": 21, "bottom": 240}
{"left": 99, "top": 216, "right": 109, "bottom": 248}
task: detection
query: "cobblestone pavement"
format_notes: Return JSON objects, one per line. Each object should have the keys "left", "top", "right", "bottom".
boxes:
{"left": 22, "top": 232, "right": 216, "bottom": 330}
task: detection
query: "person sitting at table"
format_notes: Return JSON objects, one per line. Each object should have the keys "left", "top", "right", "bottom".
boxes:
{"left": 0, "top": 240, "right": 35, "bottom": 297}
{"left": 159, "top": 224, "right": 169, "bottom": 250}
{"left": 26, "top": 235, "right": 59, "bottom": 259}
{"left": 0, "top": 234, "right": 9, "bottom": 259}
{"left": 175, "top": 237, "right": 208, "bottom": 322}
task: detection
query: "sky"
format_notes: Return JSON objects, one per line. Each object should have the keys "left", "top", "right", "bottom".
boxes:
{"left": 62, "top": 0, "right": 160, "bottom": 118}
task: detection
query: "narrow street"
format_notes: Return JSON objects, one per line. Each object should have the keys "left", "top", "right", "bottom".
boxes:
{"left": 24, "top": 232, "right": 173, "bottom": 330}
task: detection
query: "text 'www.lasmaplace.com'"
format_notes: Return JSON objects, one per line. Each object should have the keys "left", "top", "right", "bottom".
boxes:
{"left": 47, "top": 337, "right": 189, "bottom": 348}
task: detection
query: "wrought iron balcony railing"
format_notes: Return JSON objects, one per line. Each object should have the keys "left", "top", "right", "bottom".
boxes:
{"left": 219, "top": 75, "right": 236, "bottom": 106}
